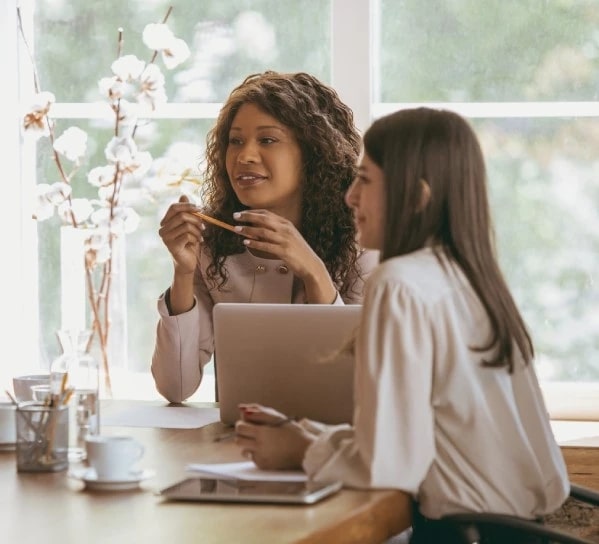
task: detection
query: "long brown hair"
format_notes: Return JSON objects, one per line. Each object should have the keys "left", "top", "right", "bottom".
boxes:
{"left": 200, "top": 71, "right": 361, "bottom": 293}
{"left": 363, "top": 107, "right": 533, "bottom": 371}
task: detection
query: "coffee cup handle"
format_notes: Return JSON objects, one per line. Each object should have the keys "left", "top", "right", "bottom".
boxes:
{"left": 132, "top": 441, "right": 144, "bottom": 461}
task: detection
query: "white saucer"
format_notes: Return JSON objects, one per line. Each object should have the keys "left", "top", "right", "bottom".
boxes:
{"left": 69, "top": 467, "right": 155, "bottom": 491}
{"left": 0, "top": 442, "right": 16, "bottom": 452}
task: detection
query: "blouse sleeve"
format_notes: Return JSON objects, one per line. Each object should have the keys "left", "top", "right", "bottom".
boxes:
{"left": 151, "top": 263, "right": 215, "bottom": 403}
{"left": 303, "top": 275, "right": 436, "bottom": 494}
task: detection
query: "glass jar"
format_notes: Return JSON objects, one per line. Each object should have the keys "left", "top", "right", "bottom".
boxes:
{"left": 50, "top": 329, "right": 100, "bottom": 460}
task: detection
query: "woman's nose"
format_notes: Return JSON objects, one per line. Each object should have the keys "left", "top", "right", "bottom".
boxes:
{"left": 237, "top": 142, "right": 260, "bottom": 164}
{"left": 345, "top": 178, "right": 359, "bottom": 208}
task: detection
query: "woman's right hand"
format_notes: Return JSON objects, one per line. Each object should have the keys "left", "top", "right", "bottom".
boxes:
{"left": 158, "top": 195, "right": 204, "bottom": 275}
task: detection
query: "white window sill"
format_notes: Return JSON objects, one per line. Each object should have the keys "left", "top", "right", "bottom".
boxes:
{"left": 541, "top": 381, "right": 599, "bottom": 421}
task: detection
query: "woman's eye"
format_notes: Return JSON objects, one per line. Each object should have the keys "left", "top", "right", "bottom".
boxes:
{"left": 228, "top": 138, "right": 242, "bottom": 145}
{"left": 260, "top": 137, "right": 276, "bottom": 144}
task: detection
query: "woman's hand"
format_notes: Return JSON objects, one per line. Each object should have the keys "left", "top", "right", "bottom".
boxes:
{"left": 158, "top": 195, "right": 204, "bottom": 275}
{"left": 234, "top": 404, "right": 315, "bottom": 470}
{"left": 233, "top": 210, "right": 337, "bottom": 303}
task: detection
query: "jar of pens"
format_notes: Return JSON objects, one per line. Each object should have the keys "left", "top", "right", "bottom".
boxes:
{"left": 15, "top": 390, "right": 71, "bottom": 473}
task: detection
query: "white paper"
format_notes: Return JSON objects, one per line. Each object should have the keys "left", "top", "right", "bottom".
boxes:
{"left": 186, "top": 461, "right": 308, "bottom": 482}
{"left": 101, "top": 401, "right": 220, "bottom": 429}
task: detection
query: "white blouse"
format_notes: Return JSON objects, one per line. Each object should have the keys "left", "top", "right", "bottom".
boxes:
{"left": 302, "top": 247, "right": 569, "bottom": 519}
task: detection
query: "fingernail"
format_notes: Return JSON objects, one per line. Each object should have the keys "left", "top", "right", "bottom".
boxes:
{"left": 234, "top": 226, "right": 243, "bottom": 232}
{"left": 200, "top": 223, "right": 206, "bottom": 231}
{"left": 233, "top": 212, "right": 241, "bottom": 219}
{"left": 243, "top": 239, "right": 250, "bottom": 246}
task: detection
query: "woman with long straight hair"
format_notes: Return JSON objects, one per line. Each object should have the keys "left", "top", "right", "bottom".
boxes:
{"left": 235, "top": 107, "right": 569, "bottom": 543}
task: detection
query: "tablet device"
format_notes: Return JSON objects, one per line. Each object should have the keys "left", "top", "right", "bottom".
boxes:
{"left": 159, "top": 477, "right": 343, "bottom": 505}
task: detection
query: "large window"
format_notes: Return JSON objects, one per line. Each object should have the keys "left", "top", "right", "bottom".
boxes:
{"left": 375, "top": 0, "right": 599, "bottom": 402}
{"left": 5, "top": 0, "right": 599, "bottom": 414}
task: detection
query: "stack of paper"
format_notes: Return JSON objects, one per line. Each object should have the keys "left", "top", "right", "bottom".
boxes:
{"left": 186, "top": 461, "right": 308, "bottom": 482}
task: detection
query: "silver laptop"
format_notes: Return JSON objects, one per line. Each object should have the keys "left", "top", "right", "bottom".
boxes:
{"left": 213, "top": 303, "right": 361, "bottom": 426}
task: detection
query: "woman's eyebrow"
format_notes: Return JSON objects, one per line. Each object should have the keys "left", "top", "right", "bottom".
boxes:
{"left": 229, "top": 125, "right": 287, "bottom": 133}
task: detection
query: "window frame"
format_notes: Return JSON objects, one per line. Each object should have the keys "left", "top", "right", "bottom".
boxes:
{"left": 6, "top": 0, "right": 598, "bottom": 417}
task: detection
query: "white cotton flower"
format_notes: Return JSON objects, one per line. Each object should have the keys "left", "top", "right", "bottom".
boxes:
{"left": 127, "top": 150, "right": 153, "bottom": 179}
{"left": 89, "top": 207, "right": 110, "bottom": 227}
{"left": 105, "top": 135, "right": 138, "bottom": 167}
{"left": 30, "top": 91, "right": 56, "bottom": 112}
{"left": 53, "top": 127, "right": 88, "bottom": 163}
{"left": 137, "top": 63, "right": 167, "bottom": 110}
{"left": 98, "top": 76, "right": 126, "bottom": 100}
{"left": 46, "top": 182, "right": 72, "bottom": 205}
{"left": 142, "top": 23, "right": 175, "bottom": 50}
{"left": 88, "top": 165, "right": 117, "bottom": 188}
{"left": 34, "top": 200, "right": 54, "bottom": 221}
{"left": 57, "top": 198, "right": 93, "bottom": 225}
{"left": 32, "top": 183, "right": 54, "bottom": 221}
{"left": 115, "top": 206, "right": 141, "bottom": 234}
{"left": 86, "top": 230, "right": 109, "bottom": 251}
{"left": 97, "top": 185, "right": 116, "bottom": 202}
{"left": 84, "top": 230, "right": 112, "bottom": 265}
{"left": 137, "top": 86, "right": 167, "bottom": 110}
{"left": 23, "top": 91, "right": 56, "bottom": 136}
{"left": 111, "top": 54, "right": 145, "bottom": 81}
{"left": 90, "top": 206, "right": 140, "bottom": 235}
{"left": 115, "top": 99, "right": 138, "bottom": 125}
{"left": 161, "top": 38, "right": 191, "bottom": 69}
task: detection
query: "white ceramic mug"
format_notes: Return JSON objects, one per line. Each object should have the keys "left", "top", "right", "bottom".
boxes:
{"left": 85, "top": 435, "right": 144, "bottom": 480}
{"left": 0, "top": 400, "right": 17, "bottom": 444}
{"left": 12, "top": 374, "right": 51, "bottom": 402}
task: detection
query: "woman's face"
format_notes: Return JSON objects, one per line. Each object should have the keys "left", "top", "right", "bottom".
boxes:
{"left": 225, "top": 103, "right": 303, "bottom": 219}
{"left": 345, "top": 152, "right": 386, "bottom": 250}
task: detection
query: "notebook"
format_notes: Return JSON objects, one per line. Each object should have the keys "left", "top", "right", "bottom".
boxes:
{"left": 213, "top": 303, "right": 361, "bottom": 426}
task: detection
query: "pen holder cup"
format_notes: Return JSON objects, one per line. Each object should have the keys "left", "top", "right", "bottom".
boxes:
{"left": 16, "top": 401, "right": 69, "bottom": 473}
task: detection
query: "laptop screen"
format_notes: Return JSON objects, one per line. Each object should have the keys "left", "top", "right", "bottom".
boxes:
{"left": 213, "top": 303, "right": 361, "bottom": 426}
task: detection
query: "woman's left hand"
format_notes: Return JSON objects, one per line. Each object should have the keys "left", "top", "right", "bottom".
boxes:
{"left": 234, "top": 404, "right": 315, "bottom": 470}
{"left": 233, "top": 210, "right": 337, "bottom": 303}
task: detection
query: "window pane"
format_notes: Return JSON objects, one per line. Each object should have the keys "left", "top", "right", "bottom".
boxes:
{"left": 378, "top": 0, "right": 599, "bottom": 102}
{"left": 375, "top": 1, "right": 599, "bottom": 383}
{"left": 33, "top": 0, "right": 331, "bottom": 103}
{"left": 473, "top": 117, "right": 599, "bottom": 381}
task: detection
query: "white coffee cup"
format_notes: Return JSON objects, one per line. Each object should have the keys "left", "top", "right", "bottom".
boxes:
{"left": 12, "top": 374, "right": 51, "bottom": 402}
{"left": 85, "top": 435, "right": 144, "bottom": 480}
{"left": 0, "top": 400, "right": 17, "bottom": 444}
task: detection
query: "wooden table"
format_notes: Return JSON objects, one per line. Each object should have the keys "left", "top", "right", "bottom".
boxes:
{"left": 552, "top": 420, "right": 599, "bottom": 491}
{"left": 0, "top": 401, "right": 411, "bottom": 544}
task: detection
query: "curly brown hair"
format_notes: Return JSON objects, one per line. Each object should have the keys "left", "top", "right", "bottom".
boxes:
{"left": 199, "top": 71, "right": 362, "bottom": 293}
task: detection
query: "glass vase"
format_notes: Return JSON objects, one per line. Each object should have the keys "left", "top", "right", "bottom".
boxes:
{"left": 50, "top": 329, "right": 100, "bottom": 461}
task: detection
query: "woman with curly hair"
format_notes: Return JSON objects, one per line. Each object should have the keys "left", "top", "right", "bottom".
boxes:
{"left": 152, "top": 71, "right": 378, "bottom": 403}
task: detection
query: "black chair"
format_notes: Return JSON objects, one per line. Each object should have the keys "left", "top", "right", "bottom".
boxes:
{"left": 440, "top": 484, "right": 599, "bottom": 544}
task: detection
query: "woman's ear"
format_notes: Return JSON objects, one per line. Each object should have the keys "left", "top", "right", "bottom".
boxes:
{"left": 418, "top": 178, "right": 431, "bottom": 211}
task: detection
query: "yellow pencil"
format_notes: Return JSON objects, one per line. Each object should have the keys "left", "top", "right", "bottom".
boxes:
{"left": 192, "top": 211, "right": 239, "bottom": 234}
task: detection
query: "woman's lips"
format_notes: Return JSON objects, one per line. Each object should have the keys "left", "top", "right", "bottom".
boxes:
{"left": 235, "top": 173, "right": 267, "bottom": 188}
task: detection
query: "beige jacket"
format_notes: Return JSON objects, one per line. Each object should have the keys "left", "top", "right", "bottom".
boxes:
{"left": 151, "top": 248, "right": 379, "bottom": 402}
